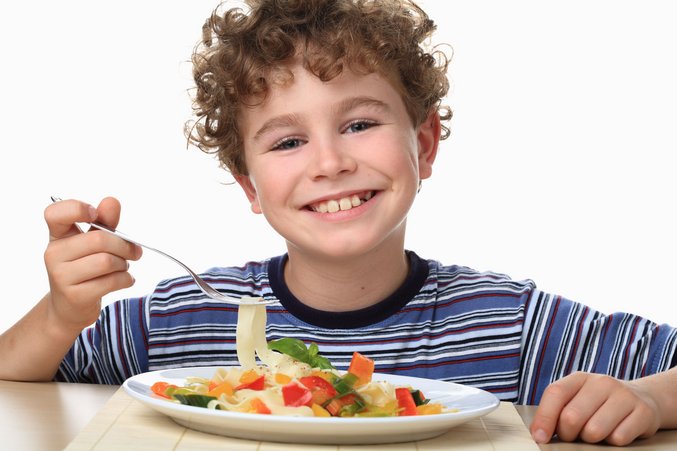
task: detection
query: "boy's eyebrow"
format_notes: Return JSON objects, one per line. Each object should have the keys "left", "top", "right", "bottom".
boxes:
{"left": 252, "top": 96, "right": 390, "bottom": 141}
{"left": 334, "top": 96, "right": 391, "bottom": 116}
{"left": 253, "top": 113, "right": 301, "bottom": 142}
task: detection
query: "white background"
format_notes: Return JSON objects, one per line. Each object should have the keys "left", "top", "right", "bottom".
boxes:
{"left": 1, "top": 0, "right": 675, "bottom": 334}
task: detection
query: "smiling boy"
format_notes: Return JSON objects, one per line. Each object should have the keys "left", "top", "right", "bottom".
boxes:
{"left": 235, "top": 66, "right": 435, "bottom": 311}
{"left": 1, "top": 0, "right": 676, "bottom": 446}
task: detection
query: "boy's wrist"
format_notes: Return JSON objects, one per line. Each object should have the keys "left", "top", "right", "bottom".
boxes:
{"left": 42, "top": 293, "right": 91, "bottom": 345}
{"left": 633, "top": 368, "right": 677, "bottom": 429}
{"left": 655, "top": 368, "right": 677, "bottom": 429}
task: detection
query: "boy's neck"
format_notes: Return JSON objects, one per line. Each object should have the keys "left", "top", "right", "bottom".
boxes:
{"left": 283, "top": 245, "right": 410, "bottom": 312}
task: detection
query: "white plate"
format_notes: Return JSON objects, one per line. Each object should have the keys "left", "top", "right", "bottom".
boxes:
{"left": 123, "top": 366, "right": 500, "bottom": 445}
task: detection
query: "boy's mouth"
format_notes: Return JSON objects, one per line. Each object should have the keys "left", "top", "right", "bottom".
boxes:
{"left": 307, "top": 191, "right": 375, "bottom": 213}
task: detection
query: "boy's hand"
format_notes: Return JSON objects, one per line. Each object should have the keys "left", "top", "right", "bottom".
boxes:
{"left": 43, "top": 197, "right": 142, "bottom": 333}
{"left": 530, "top": 371, "right": 661, "bottom": 446}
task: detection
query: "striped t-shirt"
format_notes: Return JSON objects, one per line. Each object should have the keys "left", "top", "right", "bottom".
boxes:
{"left": 56, "top": 251, "right": 677, "bottom": 404}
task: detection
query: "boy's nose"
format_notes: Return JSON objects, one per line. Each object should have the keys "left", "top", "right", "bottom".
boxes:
{"left": 308, "top": 139, "right": 357, "bottom": 180}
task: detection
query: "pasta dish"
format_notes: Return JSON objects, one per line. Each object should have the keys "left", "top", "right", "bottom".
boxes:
{"left": 150, "top": 297, "right": 449, "bottom": 417}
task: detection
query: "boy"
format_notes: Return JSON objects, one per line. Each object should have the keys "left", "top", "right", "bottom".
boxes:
{"left": 1, "top": 0, "right": 676, "bottom": 446}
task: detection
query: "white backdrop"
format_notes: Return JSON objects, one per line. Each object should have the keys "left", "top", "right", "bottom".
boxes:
{"left": 1, "top": 0, "right": 675, "bottom": 334}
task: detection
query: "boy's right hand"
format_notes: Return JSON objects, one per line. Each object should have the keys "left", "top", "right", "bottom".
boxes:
{"left": 43, "top": 197, "right": 142, "bottom": 333}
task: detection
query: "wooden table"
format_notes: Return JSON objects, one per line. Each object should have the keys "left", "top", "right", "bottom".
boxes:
{"left": 1, "top": 380, "right": 675, "bottom": 450}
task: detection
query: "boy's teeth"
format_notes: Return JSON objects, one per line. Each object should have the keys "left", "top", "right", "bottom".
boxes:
{"left": 327, "top": 200, "right": 339, "bottom": 213}
{"left": 312, "top": 192, "right": 373, "bottom": 213}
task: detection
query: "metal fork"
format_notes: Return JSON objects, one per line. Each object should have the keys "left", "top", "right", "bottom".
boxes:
{"left": 50, "top": 197, "right": 274, "bottom": 306}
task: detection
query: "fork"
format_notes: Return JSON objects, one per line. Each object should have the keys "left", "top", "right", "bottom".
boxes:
{"left": 50, "top": 196, "right": 274, "bottom": 306}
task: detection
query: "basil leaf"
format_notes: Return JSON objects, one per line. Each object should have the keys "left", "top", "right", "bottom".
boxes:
{"left": 268, "top": 338, "right": 310, "bottom": 362}
{"left": 307, "top": 342, "right": 335, "bottom": 370}
{"left": 268, "top": 338, "right": 335, "bottom": 370}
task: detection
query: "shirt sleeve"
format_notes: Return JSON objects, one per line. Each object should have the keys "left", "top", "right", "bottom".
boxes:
{"left": 54, "top": 296, "right": 149, "bottom": 384}
{"left": 517, "top": 289, "right": 677, "bottom": 405}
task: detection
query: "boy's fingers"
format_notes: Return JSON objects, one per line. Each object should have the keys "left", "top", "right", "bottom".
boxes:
{"left": 55, "top": 271, "right": 137, "bottom": 324}
{"left": 45, "top": 228, "right": 143, "bottom": 264}
{"left": 606, "top": 405, "right": 659, "bottom": 446}
{"left": 45, "top": 199, "right": 98, "bottom": 240}
{"left": 577, "top": 395, "right": 634, "bottom": 444}
{"left": 530, "top": 372, "right": 588, "bottom": 443}
{"left": 94, "top": 197, "right": 122, "bottom": 230}
{"left": 49, "top": 252, "right": 134, "bottom": 289}
{"left": 93, "top": 197, "right": 143, "bottom": 257}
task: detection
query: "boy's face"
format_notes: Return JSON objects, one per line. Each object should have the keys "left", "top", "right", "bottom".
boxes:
{"left": 236, "top": 64, "right": 439, "bottom": 260}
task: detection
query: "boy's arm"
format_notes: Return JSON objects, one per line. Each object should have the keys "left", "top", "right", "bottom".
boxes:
{"left": 0, "top": 198, "right": 141, "bottom": 381}
{"left": 530, "top": 366, "right": 677, "bottom": 446}
{"left": 0, "top": 292, "right": 91, "bottom": 381}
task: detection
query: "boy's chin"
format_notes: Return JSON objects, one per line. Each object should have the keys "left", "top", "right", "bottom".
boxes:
{"left": 290, "top": 245, "right": 372, "bottom": 261}
{"left": 288, "top": 236, "right": 404, "bottom": 263}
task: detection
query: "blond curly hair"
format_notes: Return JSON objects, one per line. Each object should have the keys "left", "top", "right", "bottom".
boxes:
{"left": 186, "top": 0, "right": 452, "bottom": 175}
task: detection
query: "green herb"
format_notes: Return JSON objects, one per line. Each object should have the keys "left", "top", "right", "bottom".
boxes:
{"left": 333, "top": 372, "right": 358, "bottom": 394}
{"left": 172, "top": 394, "right": 217, "bottom": 408}
{"left": 338, "top": 395, "right": 366, "bottom": 417}
{"left": 410, "top": 389, "right": 430, "bottom": 406}
{"left": 268, "top": 338, "right": 335, "bottom": 370}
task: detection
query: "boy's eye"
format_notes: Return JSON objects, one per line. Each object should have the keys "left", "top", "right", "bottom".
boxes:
{"left": 344, "top": 120, "right": 377, "bottom": 134}
{"left": 272, "top": 137, "right": 305, "bottom": 151}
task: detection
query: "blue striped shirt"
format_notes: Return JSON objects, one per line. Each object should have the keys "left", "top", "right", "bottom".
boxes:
{"left": 56, "top": 251, "right": 677, "bottom": 404}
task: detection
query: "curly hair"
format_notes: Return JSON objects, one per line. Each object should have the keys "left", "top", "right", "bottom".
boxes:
{"left": 186, "top": 0, "right": 452, "bottom": 175}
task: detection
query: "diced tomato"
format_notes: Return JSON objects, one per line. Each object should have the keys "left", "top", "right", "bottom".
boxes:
{"left": 347, "top": 352, "right": 375, "bottom": 386}
{"left": 299, "top": 376, "right": 337, "bottom": 405}
{"left": 250, "top": 397, "right": 272, "bottom": 414}
{"left": 235, "top": 374, "right": 265, "bottom": 391}
{"left": 395, "top": 387, "right": 418, "bottom": 416}
{"left": 150, "top": 381, "right": 177, "bottom": 399}
{"left": 282, "top": 382, "right": 313, "bottom": 407}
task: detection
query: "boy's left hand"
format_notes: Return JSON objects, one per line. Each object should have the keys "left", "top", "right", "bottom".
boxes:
{"left": 530, "top": 371, "right": 662, "bottom": 446}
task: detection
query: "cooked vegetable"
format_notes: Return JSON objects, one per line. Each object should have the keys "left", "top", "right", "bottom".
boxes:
{"left": 173, "top": 394, "right": 217, "bottom": 408}
{"left": 395, "top": 388, "right": 418, "bottom": 416}
{"left": 347, "top": 351, "right": 375, "bottom": 386}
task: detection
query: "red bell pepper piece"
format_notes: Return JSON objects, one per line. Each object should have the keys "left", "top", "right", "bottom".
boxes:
{"left": 282, "top": 382, "right": 313, "bottom": 407}
{"left": 235, "top": 374, "right": 265, "bottom": 391}
{"left": 395, "top": 387, "right": 418, "bottom": 416}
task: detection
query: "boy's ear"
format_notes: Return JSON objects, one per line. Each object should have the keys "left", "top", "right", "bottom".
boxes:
{"left": 234, "top": 174, "right": 263, "bottom": 214}
{"left": 416, "top": 110, "right": 441, "bottom": 180}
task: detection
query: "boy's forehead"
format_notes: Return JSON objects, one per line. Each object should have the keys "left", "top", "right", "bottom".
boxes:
{"left": 241, "top": 63, "right": 405, "bottom": 118}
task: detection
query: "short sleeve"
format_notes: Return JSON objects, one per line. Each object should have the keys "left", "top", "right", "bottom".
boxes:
{"left": 517, "top": 290, "right": 677, "bottom": 404}
{"left": 55, "top": 296, "right": 149, "bottom": 384}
